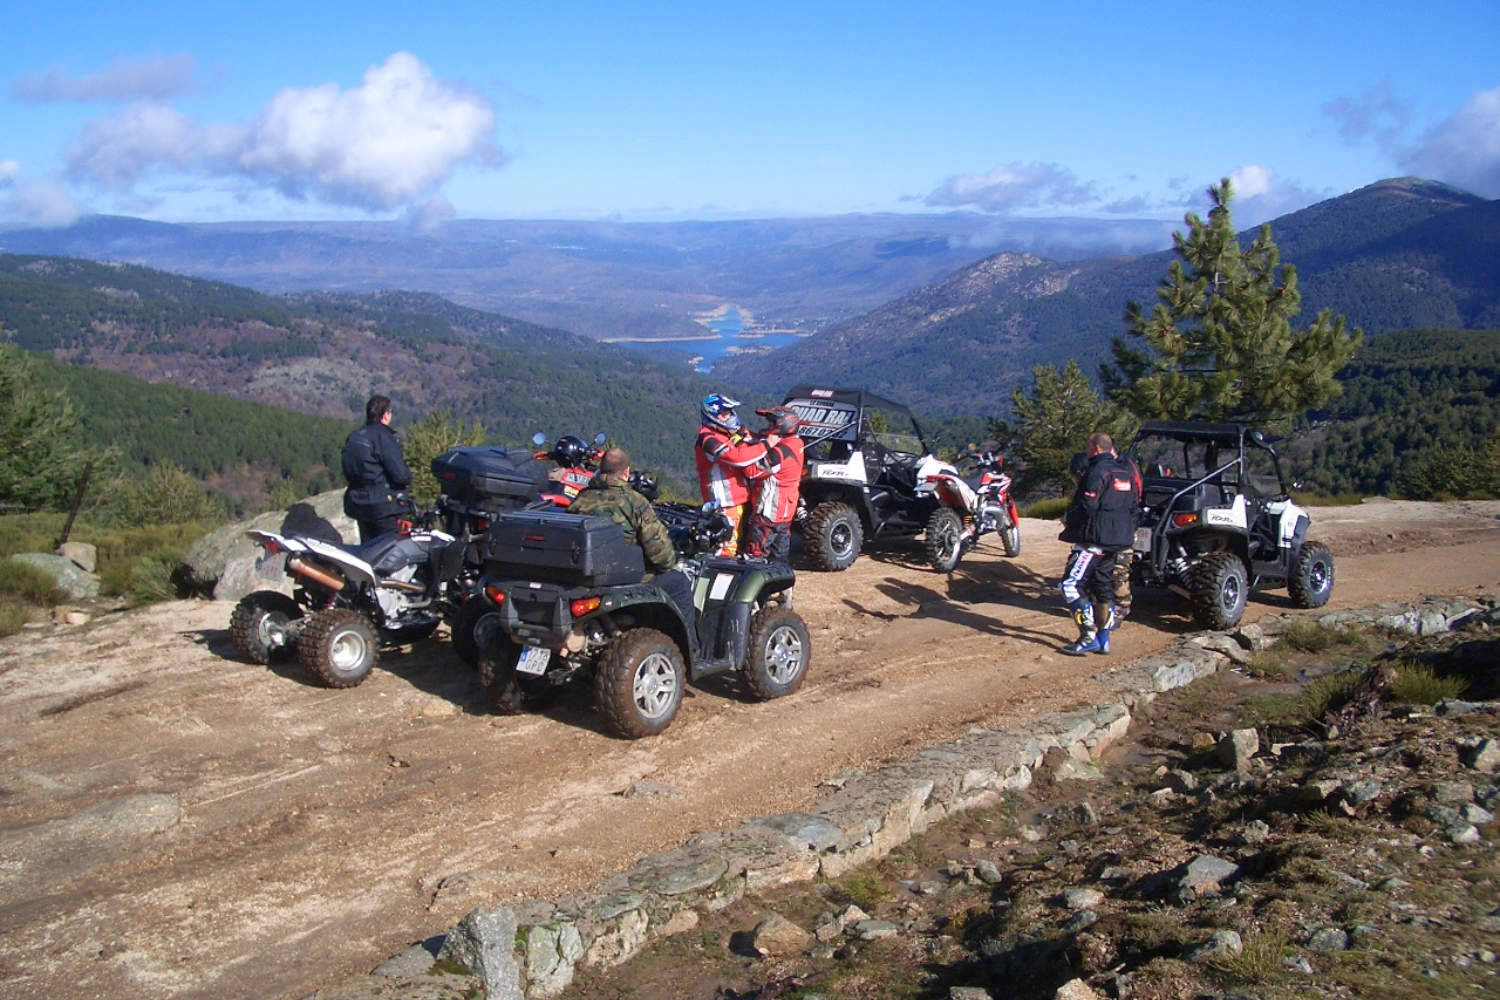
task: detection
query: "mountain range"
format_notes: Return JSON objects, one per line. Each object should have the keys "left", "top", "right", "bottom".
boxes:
{"left": 715, "top": 178, "right": 1500, "bottom": 415}
{"left": 0, "top": 213, "right": 1177, "bottom": 346}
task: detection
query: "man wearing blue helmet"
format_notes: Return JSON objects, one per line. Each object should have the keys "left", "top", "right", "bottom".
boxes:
{"left": 694, "top": 392, "right": 776, "bottom": 557}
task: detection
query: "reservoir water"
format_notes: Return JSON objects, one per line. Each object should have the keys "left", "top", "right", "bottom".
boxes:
{"left": 625, "top": 308, "right": 804, "bottom": 372}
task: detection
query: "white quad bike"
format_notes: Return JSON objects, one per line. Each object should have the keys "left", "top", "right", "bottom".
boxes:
{"left": 230, "top": 514, "right": 467, "bottom": 687}
{"left": 1128, "top": 421, "right": 1335, "bottom": 630}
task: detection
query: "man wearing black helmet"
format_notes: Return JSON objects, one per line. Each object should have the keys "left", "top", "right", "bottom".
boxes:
{"left": 743, "top": 405, "right": 804, "bottom": 561}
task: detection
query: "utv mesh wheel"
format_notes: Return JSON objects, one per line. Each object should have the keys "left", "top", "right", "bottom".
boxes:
{"left": 805, "top": 501, "right": 863, "bottom": 572}
{"left": 297, "top": 608, "right": 379, "bottom": 688}
{"left": 230, "top": 590, "right": 302, "bottom": 665}
{"left": 595, "top": 629, "right": 684, "bottom": 738}
{"left": 1289, "top": 540, "right": 1335, "bottom": 609}
{"left": 1191, "top": 552, "right": 1249, "bottom": 630}
{"left": 744, "top": 605, "right": 811, "bottom": 700}
{"left": 924, "top": 508, "right": 964, "bottom": 573}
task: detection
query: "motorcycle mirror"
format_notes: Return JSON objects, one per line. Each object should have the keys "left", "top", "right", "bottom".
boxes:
{"left": 593, "top": 432, "right": 607, "bottom": 445}
{"left": 532, "top": 432, "right": 547, "bottom": 446}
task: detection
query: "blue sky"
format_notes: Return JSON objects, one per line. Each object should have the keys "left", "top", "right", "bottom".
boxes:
{"left": 1, "top": 0, "right": 1496, "bottom": 228}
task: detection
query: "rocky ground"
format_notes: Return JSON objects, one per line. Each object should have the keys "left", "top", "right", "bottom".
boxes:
{"left": 0, "top": 500, "right": 1497, "bottom": 1000}
{"left": 560, "top": 616, "right": 1500, "bottom": 1000}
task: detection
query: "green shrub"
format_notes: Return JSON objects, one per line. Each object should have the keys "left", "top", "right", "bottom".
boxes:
{"left": 1279, "top": 620, "right": 1367, "bottom": 653}
{"left": 100, "top": 555, "right": 180, "bottom": 605}
{"left": 0, "top": 598, "right": 30, "bottom": 637}
{"left": 0, "top": 557, "right": 68, "bottom": 606}
{"left": 1210, "top": 930, "right": 1290, "bottom": 984}
{"left": 1389, "top": 662, "right": 1467, "bottom": 706}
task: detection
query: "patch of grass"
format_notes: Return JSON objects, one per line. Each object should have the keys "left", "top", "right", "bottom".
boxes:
{"left": 1389, "top": 661, "right": 1467, "bottom": 706}
{"left": 1292, "top": 491, "right": 1367, "bottom": 507}
{"left": 1246, "top": 647, "right": 1294, "bottom": 679}
{"left": 1279, "top": 620, "right": 1368, "bottom": 653}
{"left": 1302, "top": 670, "right": 1360, "bottom": 721}
{"left": 837, "top": 872, "right": 892, "bottom": 912}
{"left": 0, "top": 557, "right": 68, "bottom": 606}
{"left": 1020, "top": 497, "right": 1069, "bottom": 520}
{"left": 0, "top": 598, "right": 31, "bottom": 637}
{"left": 1209, "top": 929, "right": 1289, "bottom": 984}
{"left": 100, "top": 554, "right": 181, "bottom": 606}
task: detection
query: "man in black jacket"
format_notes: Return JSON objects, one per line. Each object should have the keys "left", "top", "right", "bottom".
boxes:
{"left": 1057, "top": 431, "right": 1140, "bottom": 655}
{"left": 341, "top": 394, "right": 413, "bottom": 542}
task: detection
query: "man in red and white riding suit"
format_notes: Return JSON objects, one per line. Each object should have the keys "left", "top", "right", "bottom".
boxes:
{"left": 695, "top": 393, "right": 773, "bottom": 557}
{"left": 743, "top": 406, "right": 804, "bottom": 562}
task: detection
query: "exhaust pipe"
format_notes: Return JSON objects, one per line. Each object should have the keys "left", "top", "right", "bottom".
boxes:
{"left": 287, "top": 556, "right": 345, "bottom": 592}
{"left": 379, "top": 579, "right": 426, "bottom": 593}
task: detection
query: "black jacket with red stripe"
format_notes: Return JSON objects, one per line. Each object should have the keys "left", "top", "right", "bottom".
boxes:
{"left": 1059, "top": 452, "right": 1141, "bottom": 551}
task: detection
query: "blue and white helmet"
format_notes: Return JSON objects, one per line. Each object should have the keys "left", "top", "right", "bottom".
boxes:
{"left": 701, "top": 392, "right": 741, "bottom": 432}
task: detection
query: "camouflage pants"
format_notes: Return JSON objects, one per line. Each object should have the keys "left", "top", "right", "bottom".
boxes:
{"left": 1112, "top": 551, "right": 1134, "bottom": 619}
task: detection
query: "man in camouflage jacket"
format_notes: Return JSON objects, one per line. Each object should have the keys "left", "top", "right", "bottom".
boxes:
{"left": 571, "top": 447, "right": 695, "bottom": 623}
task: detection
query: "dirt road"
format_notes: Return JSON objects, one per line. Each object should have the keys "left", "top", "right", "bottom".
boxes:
{"left": 1, "top": 499, "right": 1497, "bottom": 999}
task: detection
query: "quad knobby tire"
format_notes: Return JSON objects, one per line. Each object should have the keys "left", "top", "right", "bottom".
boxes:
{"left": 924, "top": 507, "right": 965, "bottom": 573}
{"left": 805, "top": 500, "right": 863, "bottom": 572}
{"left": 476, "top": 634, "right": 555, "bottom": 714}
{"left": 1191, "top": 552, "right": 1249, "bottom": 630}
{"left": 453, "top": 596, "right": 504, "bottom": 667}
{"left": 744, "top": 604, "right": 811, "bottom": 700}
{"left": 1289, "top": 540, "right": 1335, "bottom": 609}
{"left": 594, "top": 628, "right": 684, "bottom": 739}
{"left": 297, "top": 607, "right": 379, "bottom": 688}
{"left": 229, "top": 590, "right": 302, "bottom": 665}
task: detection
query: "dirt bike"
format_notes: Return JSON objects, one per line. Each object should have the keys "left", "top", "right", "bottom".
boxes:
{"left": 472, "top": 501, "right": 810, "bottom": 739}
{"left": 229, "top": 500, "right": 468, "bottom": 688}
{"left": 915, "top": 450, "right": 1022, "bottom": 572}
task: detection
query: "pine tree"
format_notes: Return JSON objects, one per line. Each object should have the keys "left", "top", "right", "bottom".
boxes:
{"left": 0, "top": 343, "right": 97, "bottom": 512}
{"left": 1104, "top": 179, "right": 1363, "bottom": 430}
{"left": 1010, "top": 360, "right": 1134, "bottom": 497}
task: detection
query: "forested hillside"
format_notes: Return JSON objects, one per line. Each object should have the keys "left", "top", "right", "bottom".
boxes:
{"left": 717, "top": 178, "right": 1500, "bottom": 417}
{"left": 1295, "top": 328, "right": 1500, "bottom": 497}
{"left": 0, "top": 255, "right": 755, "bottom": 493}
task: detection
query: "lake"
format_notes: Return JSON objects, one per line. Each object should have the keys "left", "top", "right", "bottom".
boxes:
{"left": 621, "top": 308, "right": 806, "bottom": 372}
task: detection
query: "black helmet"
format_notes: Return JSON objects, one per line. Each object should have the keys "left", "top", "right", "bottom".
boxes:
{"left": 554, "top": 435, "right": 589, "bottom": 466}
{"left": 755, "top": 405, "right": 802, "bottom": 437}
{"left": 1068, "top": 451, "right": 1089, "bottom": 478}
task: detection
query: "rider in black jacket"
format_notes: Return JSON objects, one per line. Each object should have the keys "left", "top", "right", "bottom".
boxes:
{"left": 341, "top": 395, "right": 413, "bottom": 542}
{"left": 1058, "top": 432, "right": 1140, "bottom": 655}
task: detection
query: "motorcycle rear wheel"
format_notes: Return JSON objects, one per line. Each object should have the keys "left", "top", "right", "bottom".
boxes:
{"left": 230, "top": 590, "right": 302, "bottom": 665}
{"left": 924, "top": 508, "right": 964, "bottom": 573}
{"left": 297, "top": 608, "right": 379, "bottom": 688}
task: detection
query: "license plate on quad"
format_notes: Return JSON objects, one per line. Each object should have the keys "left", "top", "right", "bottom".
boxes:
{"left": 516, "top": 645, "right": 552, "bottom": 676}
{"left": 1133, "top": 527, "right": 1152, "bottom": 552}
{"left": 256, "top": 551, "right": 286, "bottom": 580}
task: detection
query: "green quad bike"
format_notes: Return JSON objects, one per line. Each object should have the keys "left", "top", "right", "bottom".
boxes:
{"left": 1128, "top": 421, "right": 1335, "bottom": 630}
{"left": 471, "top": 503, "right": 811, "bottom": 738}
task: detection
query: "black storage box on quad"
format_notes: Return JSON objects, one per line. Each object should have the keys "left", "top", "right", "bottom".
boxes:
{"left": 482, "top": 509, "right": 645, "bottom": 586}
{"left": 431, "top": 446, "right": 547, "bottom": 509}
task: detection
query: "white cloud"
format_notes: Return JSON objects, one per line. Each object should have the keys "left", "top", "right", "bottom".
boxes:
{"left": 1228, "top": 165, "right": 1275, "bottom": 199}
{"left": 12, "top": 54, "right": 199, "bottom": 103}
{"left": 1401, "top": 85, "right": 1500, "bottom": 197}
{"left": 1181, "top": 166, "right": 1330, "bottom": 227}
{"left": 0, "top": 159, "right": 20, "bottom": 184}
{"left": 924, "top": 161, "right": 1096, "bottom": 213}
{"left": 1, "top": 176, "right": 83, "bottom": 227}
{"left": 63, "top": 52, "right": 500, "bottom": 213}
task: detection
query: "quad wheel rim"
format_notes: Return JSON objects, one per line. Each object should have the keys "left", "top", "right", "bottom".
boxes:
{"left": 1308, "top": 559, "right": 1330, "bottom": 594}
{"left": 1219, "top": 574, "right": 1242, "bottom": 612}
{"left": 258, "top": 613, "right": 291, "bottom": 650}
{"left": 329, "top": 627, "right": 371, "bottom": 672}
{"left": 632, "top": 652, "right": 680, "bottom": 720}
{"left": 763, "top": 625, "right": 805, "bottom": 685}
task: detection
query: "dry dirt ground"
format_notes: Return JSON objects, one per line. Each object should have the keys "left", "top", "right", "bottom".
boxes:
{"left": 1, "top": 500, "right": 1498, "bottom": 1000}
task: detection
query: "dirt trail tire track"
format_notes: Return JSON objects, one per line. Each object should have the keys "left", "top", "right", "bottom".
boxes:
{"left": 0, "top": 500, "right": 1497, "bottom": 999}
